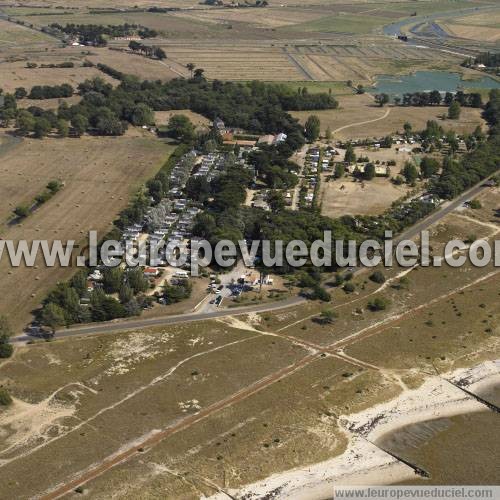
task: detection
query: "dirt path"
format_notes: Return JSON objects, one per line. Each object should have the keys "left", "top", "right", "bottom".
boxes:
{"left": 333, "top": 107, "right": 391, "bottom": 135}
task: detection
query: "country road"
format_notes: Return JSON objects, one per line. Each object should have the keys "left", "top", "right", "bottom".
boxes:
{"left": 13, "top": 174, "right": 495, "bottom": 344}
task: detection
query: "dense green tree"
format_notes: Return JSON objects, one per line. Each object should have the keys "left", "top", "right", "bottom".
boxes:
{"left": 402, "top": 162, "right": 418, "bottom": 185}
{"left": 71, "top": 114, "right": 88, "bottom": 136}
{"left": 344, "top": 143, "right": 356, "bottom": 164}
{"left": 41, "top": 303, "right": 66, "bottom": 333}
{"left": 33, "top": 117, "right": 52, "bottom": 138}
{"left": 419, "top": 156, "right": 439, "bottom": 178}
{"left": 334, "top": 163, "right": 345, "bottom": 179}
{"left": 14, "top": 87, "right": 27, "bottom": 99}
{"left": 364, "top": 163, "right": 376, "bottom": 180}
{"left": 304, "top": 115, "right": 320, "bottom": 142}
{"left": 56, "top": 119, "right": 69, "bottom": 138}
{"left": 448, "top": 100, "right": 461, "bottom": 119}
{"left": 167, "top": 114, "right": 195, "bottom": 142}
{"left": 0, "top": 316, "right": 13, "bottom": 359}
{"left": 375, "top": 93, "right": 389, "bottom": 107}
{"left": 267, "top": 190, "right": 286, "bottom": 212}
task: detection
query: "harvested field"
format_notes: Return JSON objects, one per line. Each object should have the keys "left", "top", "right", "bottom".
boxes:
{"left": 0, "top": 18, "right": 56, "bottom": 47}
{"left": 442, "top": 22, "right": 500, "bottom": 42}
{"left": 320, "top": 176, "right": 409, "bottom": 218}
{"left": 162, "top": 45, "right": 305, "bottom": 81}
{"left": 0, "top": 60, "right": 116, "bottom": 94}
{"left": 85, "top": 47, "right": 185, "bottom": 80}
{"left": 0, "top": 132, "right": 173, "bottom": 330}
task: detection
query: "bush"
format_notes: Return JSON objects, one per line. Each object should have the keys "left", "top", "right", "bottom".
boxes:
{"left": 369, "top": 271, "right": 386, "bottom": 284}
{"left": 469, "top": 200, "right": 482, "bottom": 209}
{"left": 367, "top": 297, "right": 390, "bottom": 311}
{"left": 0, "top": 388, "right": 12, "bottom": 406}
{"left": 14, "top": 205, "right": 30, "bottom": 218}
{"left": 310, "top": 285, "right": 330, "bottom": 302}
{"left": 343, "top": 282, "right": 355, "bottom": 294}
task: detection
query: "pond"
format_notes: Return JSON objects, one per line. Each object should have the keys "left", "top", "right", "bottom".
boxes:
{"left": 370, "top": 71, "right": 500, "bottom": 97}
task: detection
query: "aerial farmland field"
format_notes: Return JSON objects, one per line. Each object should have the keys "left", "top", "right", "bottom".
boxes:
{"left": 0, "top": 132, "right": 173, "bottom": 330}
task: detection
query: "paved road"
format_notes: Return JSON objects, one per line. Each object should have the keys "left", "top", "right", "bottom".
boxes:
{"left": 13, "top": 296, "right": 305, "bottom": 343}
{"left": 394, "top": 178, "right": 493, "bottom": 245}
{"left": 13, "top": 176, "right": 495, "bottom": 344}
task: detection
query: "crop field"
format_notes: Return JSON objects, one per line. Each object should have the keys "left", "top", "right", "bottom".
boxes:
{"left": 0, "top": 59, "right": 117, "bottom": 94}
{"left": 0, "top": 132, "right": 173, "bottom": 331}
{"left": 0, "top": 204, "right": 497, "bottom": 498}
{"left": 441, "top": 11, "right": 500, "bottom": 42}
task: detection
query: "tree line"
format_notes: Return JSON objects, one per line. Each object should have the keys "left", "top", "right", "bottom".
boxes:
{"left": 395, "top": 90, "right": 483, "bottom": 108}
{"left": 50, "top": 22, "right": 158, "bottom": 46}
{"left": 128, "top": 41, "right": 166, "bottom": 60}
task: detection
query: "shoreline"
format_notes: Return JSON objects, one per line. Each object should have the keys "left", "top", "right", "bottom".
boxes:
{"left": 206, "top": 360, "right": 500, "bottom": 500}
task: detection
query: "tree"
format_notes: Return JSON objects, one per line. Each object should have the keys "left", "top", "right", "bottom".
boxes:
{"left": 356, "top": 84, "right": 365, "bottom": 94}
{"left": 41, "top": 303, "right": 66, "bottom": 333}
{"left": 56, "top": 119, "right": 69, "bottom": 138}
{"left": 318, "top": 308, "right": 338, "bottom": 324}
{"left": 193, "top": 68, "right": 205, "bottom": 81}
{"left": 420, "top": 156, "right": 439, "bottom": 178}
{"left": 402, "top": 161, "right": 418, "bottom": 185}
{"left": 403, "top": 121, "right": 412, "bottom": 137}
{"left": 119, "top": 284, "right": 134, "bottom": 304}
{"left": 185, "top": 176, "right": 211, "bottom": 203}
{"left": 429, "top": 90, "right": 442, "bottom": 106}
{"left": 375, "top": 93, "right": 389, "bottom": 107}
{"left": 167, "top": 114, "right": 195, "bottom": 142}
{"left": 127, "top": 268, "right": 149, "bottom": 294}
{"left": 16, "top": 110, "right": 35, "bottom": 135}
{"left": 267, "top": 190, "right": 286, "bottom": 212}
{"left": 448, "top": 100, "right": 461, "bottom": 119}
{"left": 14, "top": 205, "right": 30, "bottom": 218}
{"left": 154, "top": 47, "right": 166, "bottom": 60}
{"left": 129, "top": 103, "right": 154, "bottom": 126}
{"left": 369, "top": 271, "right": 386, "bottom": 284}
{"left": 103, "top": 267, "right": 124, "bottom": 294}
{"left": 364, "top": 163, "right": 376, "bottom": 180}
{"left": 344, "top": 143, "right": 356, "bottom": 164}
{"left": 334, "top": 163, "right": 345, "bottom": 179}
{"left": 33, "top": 117, "right": 52, "bottom": 138}
{"left": 14, "top": 87, "right": 27, "bottom": 99}
{"left": 368, "top": 297, "right": 390, "bottom": 311}
{"left": 304, "top": 115, "right": 320, "bottom": 142}
{"left": 0, "top": 389, "right": 12, "bottom": 407}
{"left": 186, "top": 62, "right": 195, "bottom": 78}
{"left": 71, "top": 114, "right": 88, "bottom": 136}
{"left": 129, "top": 40, "right": 141, "bottom": 52}
{"left": 343, "top": 282, "right": 355, "bottom": 294}
{"left": 0, "top": 316, "right": 13, "bottom": 359}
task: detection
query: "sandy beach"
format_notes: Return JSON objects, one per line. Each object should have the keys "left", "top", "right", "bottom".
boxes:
{"left": 206, "top": 360, "right": 500, "bottom": 500}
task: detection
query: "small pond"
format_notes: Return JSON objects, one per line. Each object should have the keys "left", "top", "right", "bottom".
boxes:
{"left": 370, "top": 70, "right": 500, "bottom": 97}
